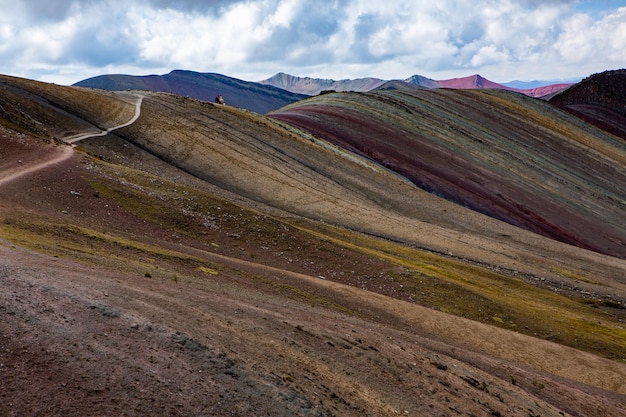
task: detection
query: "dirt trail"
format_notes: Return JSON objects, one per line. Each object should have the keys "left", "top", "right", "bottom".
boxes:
{"left": 64, "top": 94, "right": 143, "bottom": 144}
{"left": 0, "top": 145, "right": 73, "bottom": 187}
{"left": 0, "top": 94, "right": 143, "bottom": 187}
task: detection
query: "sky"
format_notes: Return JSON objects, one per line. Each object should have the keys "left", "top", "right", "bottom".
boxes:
{"left": 1, "top": 0, "right": 625, "bottom": 85}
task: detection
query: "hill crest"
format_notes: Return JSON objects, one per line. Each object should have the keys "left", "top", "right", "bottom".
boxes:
{"left": 73, "top": 70, "right": 307, "bottom": 114}
{"left": 270, "top": 88, "right": 626, "bottom": 259}
{"left": 550, "top": 69, "right": 626, "bottom": 140}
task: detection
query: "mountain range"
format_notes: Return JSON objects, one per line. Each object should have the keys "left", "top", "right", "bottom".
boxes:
{"left": 259, "top": 72, "right": 574, "bottom": 97}
{"left": 74, "top": 70, "right": 574, "bottom": 114}
{"left": 1, "top": 69, "right": 625, "bottom": 416}
{"left": 74, "top": 69, "right": 308, "bottom": 114}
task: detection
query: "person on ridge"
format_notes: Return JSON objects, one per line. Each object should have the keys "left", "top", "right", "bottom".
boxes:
{"left": 215, "top": 94, "right": 225, "bottom": 105}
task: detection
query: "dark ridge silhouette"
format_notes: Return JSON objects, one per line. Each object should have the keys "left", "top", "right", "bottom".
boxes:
{"left": 74, "top": 70, "right": 308, "bottom": 114}
{"left": 550, "top": 69, "right": 626, "bottom": 140}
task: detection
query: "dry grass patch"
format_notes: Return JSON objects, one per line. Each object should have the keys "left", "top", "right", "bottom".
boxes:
{"left": 0, "top": 217, "right": 218, "bottom": 281}
{"left": 293, "top": 221, "right": 626, "bottom": 361}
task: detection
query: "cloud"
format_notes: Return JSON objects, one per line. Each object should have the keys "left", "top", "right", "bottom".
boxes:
{"left": 0, "top": 0, "right": 624, "bottom": 84}
{"left": 554, "top": 7, "right": 626, "bottom": 64}
{"left": 131, "top": 1, "right": 280, "bottom": 71}
{"left": 247, "top": 1, "right": 343, "bottom": 65}
{"left": 1, "top": 0, "right": 75, "bottom": 22}
{"left": 145, "top": 0, "right": 237, "bottom": 13}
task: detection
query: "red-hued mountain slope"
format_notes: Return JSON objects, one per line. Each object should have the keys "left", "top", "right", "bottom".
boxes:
{"left": 432, "top": 75, "right": 572, "bottom": 98}
{"left": 270, "top": 88, "right": 626, "bottom": 259}
{"left": 436, "top": 74, "right": 505, "bottom": 89}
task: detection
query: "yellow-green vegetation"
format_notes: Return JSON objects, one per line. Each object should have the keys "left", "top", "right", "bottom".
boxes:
{"left": 199, "top": 266, "right": 219, "bottom": 275}
{"left": 293, "top": 222, "right": 626, "bottom": 361}
{"left": 0, "top": 218, "right": 204, "bottom": 271}
{"left": 551, "top": 267, "right": 598, "bottom": 284}
{"left": 91, "top": 181, "right": 193, "bottom": 231}
{"left": 87, "top": 161, "right": 286, "bottom": 242}
{"left": 278, "top": 282, "right": 355, "bottom": 314}
{"left": 2, "top": 151, "right": 624, "bottom": 362}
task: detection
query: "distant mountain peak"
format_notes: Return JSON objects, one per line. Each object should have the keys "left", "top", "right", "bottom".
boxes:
{"left": 74, "top": 70, "right": 307, "bottom": 114}
{"left": 259, "top": 73, "right": 386, "bottom": 95}
{"left": 474, "top": 74, "right": 486, "bottom": 86}
{"left": 261, "top": 72, "right": 570, "bottom": 98}
{"left": 404, "top": 74, "right": 439, "bottom": 88}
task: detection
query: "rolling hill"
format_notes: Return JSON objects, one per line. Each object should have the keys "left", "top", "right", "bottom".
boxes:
{"left": 1, "top": 73, "right": 626, "bottom": 416}
{"left": 550, "top": 69, "right": 626, "bottom": 140}
{"left": 73, "top": 69, "right": 308, "bottom": 114}
{"left": 270, "top": 87, "right": 626, "bottom": 259}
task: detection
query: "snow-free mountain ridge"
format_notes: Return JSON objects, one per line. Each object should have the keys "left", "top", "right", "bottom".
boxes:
{"left": 258, "top": 72, "right": 387, "bottom": 95}
{"left": 74, "top": 70, "right": 573, "bottom": 115}
{"left": 74, "top": 70, "right": 307, "bottom": 114}
{"left": 260, "top": 72, "right": 574, "bottom": 97}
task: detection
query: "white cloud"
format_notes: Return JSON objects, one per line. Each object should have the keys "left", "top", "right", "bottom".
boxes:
{"left": 268, "top": 0, "right": 300, "bottom": 28}
{"left": 469, "top": 45, "right": 511, "bottom": 67}
{"left": 554, "top": 7, "right": 626, "bottom": 66}
{"left": 0, "top": 0, "right": 623, "bottom": 85}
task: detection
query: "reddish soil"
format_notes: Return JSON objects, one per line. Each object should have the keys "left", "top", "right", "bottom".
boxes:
{"left": 557, "top": 104, "right": 626, "bottom": 141}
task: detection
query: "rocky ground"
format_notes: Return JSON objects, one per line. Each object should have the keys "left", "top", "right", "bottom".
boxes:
{"left": 1, "top": 75, "right": 626, "bottom": 416}
{"left": 1, "top": 127, "right": 626, "bottom": 417}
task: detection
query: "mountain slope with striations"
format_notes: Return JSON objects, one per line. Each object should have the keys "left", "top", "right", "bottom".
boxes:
{"left": 1, "top": 74, "right": 626, "bottom": 417}
{"left": 550, "top": 69, "right": 626, "bottom": 140}
{"left": 73, "top": 69, "right": 308, "bottom": 114}
{"left": 269, "top": 88, "right": 626, "bottom": 259}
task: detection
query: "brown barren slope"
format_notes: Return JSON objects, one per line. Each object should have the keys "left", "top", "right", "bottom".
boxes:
{"left": 1, "top": 75, "right": 626, "bottom": 416}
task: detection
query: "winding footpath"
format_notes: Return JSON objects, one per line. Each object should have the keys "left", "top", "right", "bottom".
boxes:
{"left": 0, "top": 94, "right": 143, "bottom": 187}
{"left": 63, "top": 94, "right": 143, "bottom": 144}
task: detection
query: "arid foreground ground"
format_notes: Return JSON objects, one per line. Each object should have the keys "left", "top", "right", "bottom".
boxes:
{"left": 1, "top": 75, "right": 626, "bottom": 416}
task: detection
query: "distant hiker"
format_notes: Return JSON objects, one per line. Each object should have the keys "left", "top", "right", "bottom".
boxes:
{"left": 215, "top": 94, "right": 225, "bottom": 105}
